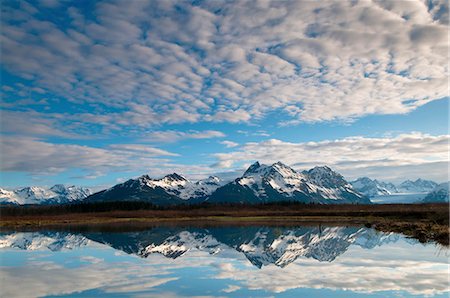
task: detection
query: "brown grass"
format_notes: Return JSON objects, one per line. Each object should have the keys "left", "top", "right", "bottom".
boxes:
{"left": 1, "top": 203, "right": 448, "bottom": 245}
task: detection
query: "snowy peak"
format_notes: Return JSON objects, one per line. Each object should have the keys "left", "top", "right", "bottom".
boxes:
{"left": 146, "top": 173, "right": 222, "bottom": 200}
{"left": 398, "top": 179, "right": 438, "bottom": 193}
{"left": 92, "top": 173, "right": 224, "bottom": 203}
{"left": 351, "top": 177, "right": 396, "bottom": 197}
{"left": 243, "top": 161, "right": 262, "bottom": 176}
{"left": 197, "top": 176, "right": 221, "bottom": 185}
{"left": 235, "top": 162, "right": 307, "bottom": 198}
{"left": 0, "top": 185, "right": 92, "bottom": 205}
{"left": 423, "top": 182, "right": 449, "bottom": 203}
{"left": 304, "top": 166, "right": 348, "bottom": 188}
{"left": 0, "top": 188, "right": 20, "bottom": 205}
{"left": 49, "top": 185, "right": 92, "bottom": 202}
{"left": 243, "top": 161, "right": 301, "bottom": 179}
{"left": 208, "top": 162, "right": 369, "bottom": 204}
{"left": 351, "top": 176, "right": 439, "bottom": 198}
{"left": 162, "top": 173, "right": 188, "bottom": 183}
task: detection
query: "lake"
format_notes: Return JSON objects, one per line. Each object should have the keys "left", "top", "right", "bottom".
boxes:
{"left": 0, "top": 225, "right": 448, "bottom": 298}
{"left": 371, "top": 193, "right": 427, "bottom": 204}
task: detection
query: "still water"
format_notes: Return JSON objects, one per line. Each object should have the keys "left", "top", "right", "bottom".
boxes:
{"left": 0, "top": 226, "right": 448, "bottom": 298}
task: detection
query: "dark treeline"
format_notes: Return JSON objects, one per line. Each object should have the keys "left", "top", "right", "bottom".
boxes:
{"left": 1, "top": 201, "right": 314, "bottom": 216}
{"left": 1, "top": 200, "right": 447, "bottom": 219}
{"left": 1, "top": 201, "right": 161, "bottom": 216}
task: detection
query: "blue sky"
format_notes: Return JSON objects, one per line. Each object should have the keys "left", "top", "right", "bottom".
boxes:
{"left": 1, "top": 0, "right": 449, "bottom": 189}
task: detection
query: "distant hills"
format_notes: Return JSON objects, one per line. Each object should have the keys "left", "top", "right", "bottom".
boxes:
{"left": 423, "top": 183, "right": 450, "bottom": 203}
{"left": 1, "top": 161, "right": 447, "bottom": 205}
{"left": 0, "top": 185, "right": 92, "bottom": 205}
{"left": 350, "top": 177, "right": 439, "bottom": 197}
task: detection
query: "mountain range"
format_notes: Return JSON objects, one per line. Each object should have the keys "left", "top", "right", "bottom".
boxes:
{"left": 0, "top": 185, "right": 92, "bottom": 205}
{"left": 86, "top": 162, "right": 371, "bottom": 205}
{"left": 1, "top": 161, "right": 445, "bottom": 205}
{"left": 422, "top": 182, "right": 449, "bottom": 203}
{"left": 0, "top": 227, "right": 401, "bottom": 268}
{"left": 350, "top": 177, "right": 439, "bottom": 198}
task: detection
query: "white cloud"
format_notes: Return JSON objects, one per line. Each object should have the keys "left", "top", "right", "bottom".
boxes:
{"left": 219, "top": 140, "right": 239, "bottom": 148}
{"left": 0, "top": 137, "right": 177, "bottom": 174}
{"left": 221, "top": 285, "right": 241, "bottom": 293}
{"left": 107, "top": 144, "right": 179, "bottom": 156}
{"left": 1, "top": 0, "right": 447, "bottom": 130}
{"left": 212, "top": 132, "right": 450, "bottom": 182}
{"left": 146, "top": 130, "right": 225, "bottom": 143}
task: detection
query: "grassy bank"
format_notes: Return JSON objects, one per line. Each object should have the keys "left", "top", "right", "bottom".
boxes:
{"left": 1, "top": 202, "right": 448, "bottom": 245}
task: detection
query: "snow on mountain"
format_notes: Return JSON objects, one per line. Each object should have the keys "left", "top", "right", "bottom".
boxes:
{"left": 50, "top": 184, "right": 92, "bottom": 202}
{"left": 146, "top": 174, "right": 225, "bottom": 200}
{"left": 0, "top": 188, "right": 21, "bottom": 205}
{"left": 397, "top": 179, "right": 438, "bottom": 193}
{"left": 14, "top": 162, "right": 370, "bottom": 206}
{"left": 238, "top": 161, "right": 310, "bottom": 198}
{"left": 351, "top": 177, "right": 441, "bottom": 202}
{"left": 87, "top": 173, "right": 224, "bottom": 205}
{"left": 208, "top": 162, "right": 369, "bottom": 204}
{"left": 0, "top": 185, "right": 92, "bottom": 205}
{"left": 422, "top": 182, "right": 449, "bottom": 203}
{"left": 351, "top": 177, "right": 398, "bottom": 197}
{"left": 302, "top": 166, "right": 367, "bottom": 202}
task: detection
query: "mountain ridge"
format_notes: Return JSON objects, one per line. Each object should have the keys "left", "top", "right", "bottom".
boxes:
{"left": 351, "top": 177, "right": 439, "bottom": 198}
{"left": 3, "top": 162, "right": 442, "bottom": 206}
{"left": 0, "top": 185, "right": 92, "bottom": 205}
{"left": 86, "top": 161, "right": 371, "bottom": 205}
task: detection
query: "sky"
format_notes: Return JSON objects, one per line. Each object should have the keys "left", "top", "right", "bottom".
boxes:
{"left": 0, "top": 0, "right": 449, "bottom": 190}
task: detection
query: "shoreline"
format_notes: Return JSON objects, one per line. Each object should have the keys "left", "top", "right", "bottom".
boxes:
{"left": 1, "top": 203, "right": 448, "bottom": 246}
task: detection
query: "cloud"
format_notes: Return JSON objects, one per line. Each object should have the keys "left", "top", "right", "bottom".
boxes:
{"left": 212, "top": 132, "right": 450, "bottom": 182}
{"left": 0, "top": 136, "right": 232, "bottom": 184}
{"left": 219, "top": 141, "right": 239, "bottom": 148}
{"left": 221, "top": 285, "right": 241, "bottom": 293}
{"left": 0, "top": 110, "right": 86, "bottom": 139}
{"left": 0, "top": 137, "right": 177, "bottom": 174}
{"left": 0, "top": 0, "right": 447, "bottom": 132}
{"left": 146, "top": 130, "right": 225, "bottom": 143}
{"left": 107, "top": 144, "right": 179, "bottom": 156}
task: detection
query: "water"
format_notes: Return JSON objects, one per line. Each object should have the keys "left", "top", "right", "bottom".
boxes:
{"left": 371, "top": 193, "right": 426, "bottom": 204}
{"left": 0, "top": 226, "right": 448, "bottom": 298}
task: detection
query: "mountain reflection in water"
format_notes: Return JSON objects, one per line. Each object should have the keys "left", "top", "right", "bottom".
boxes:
{"left": 0, "top": 226, "right": 448, "bottom": 298}
{"left": 1, "top": 226, "right": 401, "bottom": 268}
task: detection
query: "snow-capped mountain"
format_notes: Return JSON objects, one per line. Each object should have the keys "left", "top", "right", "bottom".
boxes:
{"left": 5, "top": 162, "right": 371, "bottom": 206}
{"left": 351, "top": 177, "right": 398, "bottom": 197}
{"left": 0, "top": 185, "right": 92, "bottom": 205}
{"left": 86, "top": 173, "right": 224, "bottom": 205}
{"left": 208, "top": 162, "right": 370, "bottom": 204}
{"left": 1, "top": 227, "right": 400, "bottom": 268}
{"left": 397, "top": 179, "right": 438, "bottom": 193}
{"left": 422, "top": 182, "right": 449, "bottom": 203}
